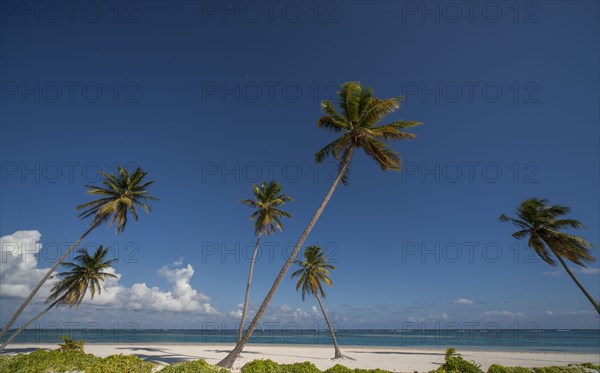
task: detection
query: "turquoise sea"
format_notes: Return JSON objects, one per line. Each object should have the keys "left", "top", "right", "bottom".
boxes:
{"left": 4, "top": 329, "right": 600, "bottom": 353}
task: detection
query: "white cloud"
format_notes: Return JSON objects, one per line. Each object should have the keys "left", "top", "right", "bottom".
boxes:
{"left": 453, "top": 298, "right": 475, "bottom": 305}
{"left": 481, "top": 310, "right": 525, "bottom": 318}
{"left": 0, "top": 230, "right": 56, "bottom": 299}
{"left": 568, "top": 309, "right": 594, "bottom": 315}
{"left": 1, "top": 230, "right": 219, "bottom": 317}
{"left": 173, "top": 257, "right": 184, "bottom": 266}
{"left": 579, "top": 267, "right": 600, "bottom": 275}
{"left": 545, "top": 310, "right": 554, "bottom": 315}
{"left": 229, "top": 303, "right": 245, "bottom": 318}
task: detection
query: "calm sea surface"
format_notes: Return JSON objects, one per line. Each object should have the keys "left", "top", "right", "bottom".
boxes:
{"left": 4, "top": 329, "right": 600, "bottom": 353}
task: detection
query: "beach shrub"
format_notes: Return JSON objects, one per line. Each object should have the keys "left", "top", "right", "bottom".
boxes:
{"left": 488, "top": 365, "right": 532, "bottom": 373}
{"left": 281, "top": 361, "right": 321, "bottom": 373}
{"left": 435, "top": 348, "right": 483, "bottom": 373}
{"left": 241, "top": 359, "right": 282, "bottom": 373}
{"left": 324, "top": 365, "right": 355, "bottom": 373}
{"left": 57, "top": 335, "right": 85, "bottom": 352}
{"left": 241, "top": 359, "right": 321, "bottom": 373}
{"left": 0, "top": 349, "right": 154, "bottom": 373}
{"left": 159, "top": 359, "right": 229, "bottom": 372}
{"left": 486, "top": 364, "right": 600, "bottom": 373}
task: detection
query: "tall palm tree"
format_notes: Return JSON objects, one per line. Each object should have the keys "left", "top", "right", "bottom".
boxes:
{"left": 217, "top": 81, "right": 422, "bottom": 367}
{"left": 1, "top": 246, "right": 118, "bottom": 350}
{"left": 292, "top": 246, "right": 349, "bottom": 359}
{"left": 499, "top": 198, "right": 599, "bottom": 314}
{"left": 237, "top": 181, "right": 293, "bottom": 342}
{"left": 0, "top": 166, "right": 157, "bottom": 340}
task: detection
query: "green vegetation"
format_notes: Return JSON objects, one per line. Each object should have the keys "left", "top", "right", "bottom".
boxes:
{"left": 0, "top": 350, "right": 154, "bottom": 373}
{"left": 241, "top": 359, "right": 321, "bottom": 373}
{"left": 56, "top": 335, "right": 85, "bottom": 353}
{"left": 434, "top": 348, "right": 483, "bottom": 373}
{"left": 0, "top": 350, "right": 598, "bottom": 373}
{"left": 159, "top": 359, "right": 229, "bottom": 372}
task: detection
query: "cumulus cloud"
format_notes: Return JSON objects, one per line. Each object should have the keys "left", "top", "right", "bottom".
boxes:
{"left": 0, "top": 230, "right": 56, "bottom": 298}
{"left": 481, "top": 310, "right": 525, "bottom": 318}
{"left": 0, "top": 230, "right": 218, "bottom": 316}
{"left": 453, "top": 298, "right": 475, "bottom": 305}
{"left": 545, "top": 310, "right": 554, "bottom": 315}
{"left": 126, "top": 264, "right": 217, "bottom": 314}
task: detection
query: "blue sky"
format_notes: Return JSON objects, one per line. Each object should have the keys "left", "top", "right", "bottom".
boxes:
{"left": 1, "top": 0, "right": 599, "bottom": 333}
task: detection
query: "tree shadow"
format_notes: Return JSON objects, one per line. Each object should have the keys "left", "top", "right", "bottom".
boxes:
{"left": 0, "top": 347, "right": 47, "bottom": 354}
{"left": 348, "top": 350, "right": 444, "bottom": 356}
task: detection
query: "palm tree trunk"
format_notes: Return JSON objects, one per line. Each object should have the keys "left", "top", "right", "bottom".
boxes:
{"left": 0, "top": 300, "right": 60, "bottom": 351}
{"left": 0, "top": 223, "right": 98, "bottom": 340}
{"left": 315, "top": 293, "right": 345, "bottom": 359}
{"left": 237, "top": 234, "right": 262, "bottom": 342}
{"left": 217, "top": 148, "right": 354, "bottom": 368}
{"left": 555, "top": 255, "right": 600, "bottom": 315}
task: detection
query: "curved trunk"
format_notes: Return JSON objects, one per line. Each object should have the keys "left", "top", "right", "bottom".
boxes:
{"left": 315, "top": 293, "right": 343, "bottom": 359}
{"left": 237, "top": 234, "right": 262, "bottom": 342}
{"left": 555, "top": 255, "right": 600, "bottom": 315}
{"left": 0, "top": 300, "right": 60, "bottom": 351}
{"left": 0, "top": 223, "right": 98, "bottom": 340}
{"left": 217, "top": 148, "right": 354, "bottom": 368}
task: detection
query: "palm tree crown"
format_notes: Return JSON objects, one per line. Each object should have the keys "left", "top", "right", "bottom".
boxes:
{"left": 499, "top": 198, "right": 594, "bottom": 266}
{"left": 316, "top": 81, "right": 422, "bottom": 183}
{"left": 47, "top": 245, "right": 118, "bottom": 307}
{"left": 241, "top": 181, "right": 293, "bottom": 235}
{"left": 499, "top": 198, "right": 599, "bottom": 315}
{"left": 292, "top": 246, "right": 336, "bottom": 301}
{"left": 76, "top": 166, "right": 158, "bottom": 233}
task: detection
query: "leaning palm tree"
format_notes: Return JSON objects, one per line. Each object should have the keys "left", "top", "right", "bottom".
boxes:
{"left": 292, "top": 246, "right": 350, "bottom": 359}
{"left": 0, "top": 166, "right": 157, "bottom": 341}
{"left": 499, "top": 198, "right": 599, "bottom": 314}
{"left": 237, "top": 181, "right": 293, "bottom": 342}
{"left": 1, "top": 246, "right": 117, "bottom": 350}
{"left": 218, "top": 81, "right": 422, "bottom": 367}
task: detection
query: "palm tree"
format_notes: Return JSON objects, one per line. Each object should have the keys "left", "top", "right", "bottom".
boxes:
{"left": 499, "top": 198, "right": 599, "bottom": 314}
{"left": 217, "top": 81, "right": 422, "bottom": 367}
{"left": 0, "top": 166, "right": 157, "bottom": 341}
{"left": 237, "top": 181, "right": 293, "bottom": 342}
{"left": 292, "top": 246, "right": 350, "bottom": 359}
{"left": 1, "top": 246, "right": 118, "bottom": 350}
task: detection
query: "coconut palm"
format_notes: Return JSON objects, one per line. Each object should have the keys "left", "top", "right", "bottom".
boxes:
{"left": 1, "top": 246, "right": 118, "bottom": 350}
{"left": 0, "top": 166, "right": 157, "bottom": 341}
{"left": 237, "top": 181, "right": 293, "bottom": 342}
{"left": 218, "top": 81, "right": 422, "bottom": 367}
{"left": 499, "top": 198, "right": 599, "bottom": 314}
{"left": 292, "top": 246, "right": 349, "bottom": 359}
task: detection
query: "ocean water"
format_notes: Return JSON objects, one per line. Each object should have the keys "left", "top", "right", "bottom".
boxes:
{"left": 4, "top": 329, "right": 600, "bottom": 353}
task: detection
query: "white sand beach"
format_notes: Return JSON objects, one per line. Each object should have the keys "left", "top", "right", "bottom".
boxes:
{"left": 3, "top": 344, "right": 599, "bottom": 372}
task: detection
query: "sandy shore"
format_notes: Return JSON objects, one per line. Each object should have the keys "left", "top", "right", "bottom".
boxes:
{"left": 2, "top": 344, "right": 599, "bottom": 372}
